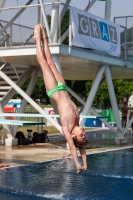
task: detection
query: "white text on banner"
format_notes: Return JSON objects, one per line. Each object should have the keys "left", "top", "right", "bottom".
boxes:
{"left": 70, "top": 7, "right": 120, "bottom": 57}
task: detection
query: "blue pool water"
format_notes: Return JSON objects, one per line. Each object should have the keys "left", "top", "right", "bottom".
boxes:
{"left": 0, "top": 148, "right": 133, "bottom": 200}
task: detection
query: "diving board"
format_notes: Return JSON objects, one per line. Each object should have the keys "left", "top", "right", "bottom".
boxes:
{"left": 0, "top": 113, "right": 108, "bottom": 118}
{"left": 0, "top": 119, "right": 45, "bottom": 126}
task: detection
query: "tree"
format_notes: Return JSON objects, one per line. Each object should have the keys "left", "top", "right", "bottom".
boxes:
{"left": 19, "top": 76, "right": 50, "bottom": 105}
{"left": 61, "top": 10, "right": 69, "bottom": 45}
{"left": 113, "top": 79, "right": 133, "bottom": 101}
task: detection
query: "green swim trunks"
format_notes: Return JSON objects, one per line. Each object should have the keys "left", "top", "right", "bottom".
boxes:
{"left": 46, "top": 82, "right": 67, "bottom": 98}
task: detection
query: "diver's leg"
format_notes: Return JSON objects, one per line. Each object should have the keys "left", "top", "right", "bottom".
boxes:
{"left": 34, "top": 25, "right": 57, "bottom": 91}
{"left": 40, "top": 24, "right": 65, "bottom": 85}
{"left": 124, "top": 118, "right": 127, "bottom": 128}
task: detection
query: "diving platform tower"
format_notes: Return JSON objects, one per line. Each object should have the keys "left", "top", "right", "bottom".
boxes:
{"left": 0, "top": 0, "right": 133, "bottom": 146}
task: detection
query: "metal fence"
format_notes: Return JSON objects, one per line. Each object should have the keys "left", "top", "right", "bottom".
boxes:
{"left": 0, "top": 1, "right": 64, "bottom": 47}
{"left": 0, "top": 20, "right": 34, "bottom": 46}
{"left": 114, "top": 16, "right": 133, "bottom": 59}
{"left": 1, "top": 1, "right": 133, "bottom": 60}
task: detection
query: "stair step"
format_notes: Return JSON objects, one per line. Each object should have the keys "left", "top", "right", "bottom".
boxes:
{"left": 0, "top": 81, "right": 13, "bottom": 85}
{"left": 0, "top": 86, "right": 12, "bottom": 90}
{"left": 2, "top": 71, "right": 25, "bottom": 75}
{"left": 6, "top": 66, "right": 28, "bottom": 69}
{"left": 0, "top": 92, "right": 7, "bottom": 95}
{"left": 0, "top": 76, "right": 18, "bottom": 80}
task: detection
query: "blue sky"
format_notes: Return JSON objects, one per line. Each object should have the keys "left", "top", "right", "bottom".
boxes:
{"left": 1, "top": 0, "right": 133, "bottom": 28}
{"left": 39, "top": 0, "right": 133, "bottom": 21}
{"left": 2, "top": 0, "right": 133, "bottom": 20}
{"left": 70, "top": 0, "right": 133, "bottom": 21}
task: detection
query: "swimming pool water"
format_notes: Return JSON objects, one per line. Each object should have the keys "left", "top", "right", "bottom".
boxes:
{"left": 0, "top": 148, "right": 133, "bottom": 200}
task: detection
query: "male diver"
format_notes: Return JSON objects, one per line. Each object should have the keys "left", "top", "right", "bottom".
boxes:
{"left": 34, "top": 24, "right": 88, "bottom": 173}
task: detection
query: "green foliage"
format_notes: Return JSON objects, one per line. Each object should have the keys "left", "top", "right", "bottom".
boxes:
{"left": 85, "top": 79, "right": 133, "bottom": 108}
{"left": 30, "top": 76, "right": 50, "bottom": 104}
{"left": 113, "top": 79, "right": 133, "bottom": 100}
{"left": 94, "top": 81, "right": 110, "bottom": 107}
{"left": 86, "top": 81, "right": 92, "bottom": 94}
{"left": 86, "top": 80, "right": 110, "bottom": 108}
{"left": 13, "top": 76, "right": 133, "bottom": 109}
{"left": 47, "top": 15, "right": 51, "bottom": 27}
{"left": 61, "top": 10, "right": 69, "bottom": 45}
{"left": 31, "top": 76, "right": 45, "bottom": 99}
{"left": 15, "top": 76, "right": 50, "bottom": 105}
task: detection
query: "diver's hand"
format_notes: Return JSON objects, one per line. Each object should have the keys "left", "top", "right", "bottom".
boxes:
{"left": 83, "top": 164, "right": 87, "bottom": 171}
{"left": 76, "top": 165, "right": 85, "bottom": 174}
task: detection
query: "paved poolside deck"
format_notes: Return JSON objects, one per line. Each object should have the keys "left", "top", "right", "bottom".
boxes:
{"left": 0, "top": 129, "right": 133, "bottom": 168}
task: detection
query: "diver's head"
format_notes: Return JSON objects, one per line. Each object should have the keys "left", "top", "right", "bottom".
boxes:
{"left": 71, "top": 126, "right": 88, "bottom": 148}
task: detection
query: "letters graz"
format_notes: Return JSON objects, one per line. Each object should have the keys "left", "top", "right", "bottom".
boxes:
{"left": 78, "top": 13, "right": 117, "bottom": 45}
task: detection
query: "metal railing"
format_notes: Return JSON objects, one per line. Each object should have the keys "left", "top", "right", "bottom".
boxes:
{"left": 114, "top": 16, "right": 133, "bottom": 59}
{"left": 0, "top": 2, "right": 67, "bottom": 47}
{"left": 0, "top": 22, "right": 10, "bottom": 47}
{"left": 0, "top": 19, "right": 34, "bottom": 47}
{"left": 1, "top": 2, "right": 133, "bottom": 60}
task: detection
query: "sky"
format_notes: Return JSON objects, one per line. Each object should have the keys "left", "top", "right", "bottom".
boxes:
{"left": 70, "top": 0, "right": 133, "bottom": 21}
{"left": 0, "top": 0, "right": 133, "bottom": 40}
{"left": 1, "top": 0, "right": 133, "bottom": 22}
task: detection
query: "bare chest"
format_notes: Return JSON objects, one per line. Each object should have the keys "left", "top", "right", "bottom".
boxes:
{"left": 58, "top": 104, "right": 78, "bottom": 131}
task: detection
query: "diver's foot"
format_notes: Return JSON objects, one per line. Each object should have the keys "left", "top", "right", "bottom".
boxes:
{"left": 34, "top": 24, "right": 41, "bottom": 41}
{"left": 39, "top": 24, "right": 47, "bottom": 40}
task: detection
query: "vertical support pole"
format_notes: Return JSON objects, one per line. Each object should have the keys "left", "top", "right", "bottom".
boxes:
{"left": 11, "top": 68, "right": 40, "bottom": 136}
{"left": 125, "top": 17, "right": 127, "bottom": 62}
{"left": 39, "top": 0, "right": 52, "bottom": 44}
{"left": 0, "top": 103, "right": 13, "bottom": 139}
{"left": 51, "top": 0, "right": 60, "bottom": 43}
{"left": 10, "top": 25, "right": 13, "bottom": 46}
{"left": 52, "top": 54, "right": 62, "bottom": 74}
{"left": 104, "top": 0, "right": 112, "bottom": 20}
{"left": 0, "top": 0, "right": 6, "bottom": 11}
{"left": 104, "top": 65, "right": 123, "bottom": 134}
{"left": 80, "top": 65, "right": 106, "bottom": 126}
{"left": 69, "top": 9, "right": 72, "bottom": 54}
{"left": 38, "top": 0, "right": 42, "bottom": 24}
